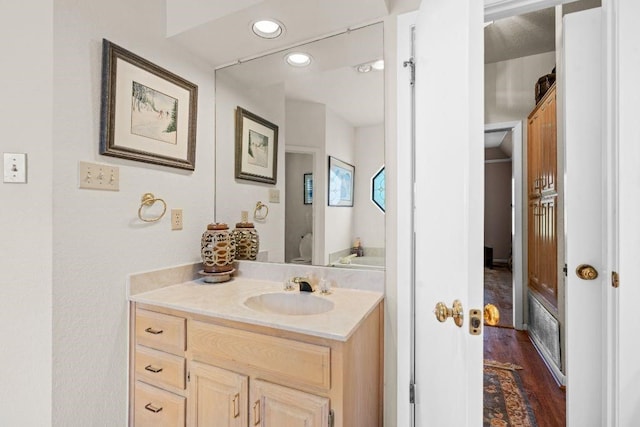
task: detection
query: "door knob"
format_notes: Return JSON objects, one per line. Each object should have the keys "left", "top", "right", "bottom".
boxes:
{"left": 484, "top": 304, "right": 500, "bottom": 326}
{"left": 576, "top": 264, "right": 598, "bottom": 280}
{"left": 434, "top": 300, "right": 463, "bottom": 327}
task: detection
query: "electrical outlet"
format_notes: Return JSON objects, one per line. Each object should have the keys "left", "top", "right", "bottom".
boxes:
{"left": 171, "top": 209, "right": 183, "bottom": 230}
{"left": 79, "top": 161, "right": 119, "bottom": 191}
{"left": 269, "top": 188, "right": 280, "bottom": 203}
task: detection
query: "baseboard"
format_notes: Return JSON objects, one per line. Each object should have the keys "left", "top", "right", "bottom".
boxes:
{"left": 528, "top": 332, "right": 567, "bottom": 387}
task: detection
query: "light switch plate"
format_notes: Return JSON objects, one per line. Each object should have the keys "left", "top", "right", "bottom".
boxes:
{"left": 79, "top": 161, "right": 119, "bottom": 191}
{"left": 3, "top": 153, "right": 27, "bottom": 183}
{"left": 269, "top": 188, "right": 280, "bottom": 203}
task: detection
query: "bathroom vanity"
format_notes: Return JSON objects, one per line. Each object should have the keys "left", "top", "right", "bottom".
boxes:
{"left": 128, "top": 278, "right": 383, "bottom": 427}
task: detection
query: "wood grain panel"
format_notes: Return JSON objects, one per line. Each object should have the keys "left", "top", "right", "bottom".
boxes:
{"left": 134, "top": 381, "right": 185, "bottom": 427}
{"left": 190, "top": 321, "right": 331, "bottom": 391}
{"left": 135, "top": 345, "right": 186, "bottom": 390}
{"left": 136, "top": 309, "right": 186, "bottom": 356}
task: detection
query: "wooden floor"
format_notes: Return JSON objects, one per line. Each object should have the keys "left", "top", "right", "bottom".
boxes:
{"left": 484, "top": 326, "right": 566, "bottom": 427}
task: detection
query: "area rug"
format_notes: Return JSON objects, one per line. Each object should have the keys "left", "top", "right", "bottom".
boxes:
{"left": 484, "top": 360, "right": 538, "bottom": 427}
{"left": 484, "top": 265, "right": 513, "bottom": 328}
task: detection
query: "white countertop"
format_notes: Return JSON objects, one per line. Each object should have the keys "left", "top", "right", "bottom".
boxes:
{"left": 129, "top": 278, "right": 384, "bottom": 341}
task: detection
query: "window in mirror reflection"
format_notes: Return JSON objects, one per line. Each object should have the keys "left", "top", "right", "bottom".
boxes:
{"left": 372, "top": 166, "right": 385, "bottom": 212}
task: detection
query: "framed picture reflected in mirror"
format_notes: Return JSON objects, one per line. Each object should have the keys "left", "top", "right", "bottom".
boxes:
{"left": 328, "top": 156, "right": 354, "bottom": 207}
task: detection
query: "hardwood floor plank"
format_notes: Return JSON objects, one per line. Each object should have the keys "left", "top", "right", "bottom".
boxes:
{"left": 484, "top": 326, "right": 566, "bottom": 427}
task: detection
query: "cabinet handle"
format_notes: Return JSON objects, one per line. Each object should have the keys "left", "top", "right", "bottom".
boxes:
{"left": 145, "top": 327, "right": 163, "bottom": 335}
{"left": 145, "top": 403, "right": 163, "bottom": 413}
{"left": 144, "top": 365, "right": 163, "bottom": 373}
{"left": 232, "top": 393, "right": 240, "bottom": 418}
{"left": 253, "top": 400, "right": 261, "bottom": 425}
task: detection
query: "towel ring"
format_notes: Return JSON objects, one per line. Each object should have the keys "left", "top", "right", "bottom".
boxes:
{"left": 138, "top": 193, "right": 167, "bottom": 223}
{"left": 254, "top": 201, "right": 269, "bottom": 221}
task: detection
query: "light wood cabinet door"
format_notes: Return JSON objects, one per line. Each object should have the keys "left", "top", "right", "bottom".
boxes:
{"left": 189, "top": 362, "right": 248, "bottom": 427}
{"left": 250, "top": 379, "right": 329, "bottom": 427}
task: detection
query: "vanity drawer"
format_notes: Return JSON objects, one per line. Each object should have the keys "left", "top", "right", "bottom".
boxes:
{"left": 134, "top": 381, "right": 185, "bottom": 427}
{"left": 135, "top": 345, "right": 186, "bottom": 390}
{"left": 190, "top": 321, "right": 331, "bottom": 390}
{"left": 135, "top": 309, "right": 186, "bottom": 356}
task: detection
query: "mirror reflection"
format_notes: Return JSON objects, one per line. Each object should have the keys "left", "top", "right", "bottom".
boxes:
{"left": 215, "top": 22, "right": 384, "bottom": 270}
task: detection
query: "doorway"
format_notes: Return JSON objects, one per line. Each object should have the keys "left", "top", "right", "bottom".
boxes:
{"left": 284, "top": 152, "right": 314, "bottom": 263}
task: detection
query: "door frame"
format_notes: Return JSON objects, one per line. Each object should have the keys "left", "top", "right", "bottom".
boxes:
{"left": 395, "top": 0, "right": 618, "bottom": 425}
{"left": 484, "top": 121, "right": 524, "bottom": 330}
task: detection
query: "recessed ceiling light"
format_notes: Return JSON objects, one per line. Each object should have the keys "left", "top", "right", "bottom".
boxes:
{"left": 285, "top": 52, "right": 312, "bottom": 67}
{"left": 252, "top": 19, "right": 284, "bottom": 39}
{"left": 371, "top": 59, "right": 384, "bottom": 70}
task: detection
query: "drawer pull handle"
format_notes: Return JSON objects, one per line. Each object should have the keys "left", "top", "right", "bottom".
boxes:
{"left": 145, "top": 403, "right": 163, "bottom": 413}
{"left": 232, "top": 393, "right": 240, "bottom": 418}
{"left": 145, "top": 327, "right": 163, "bottom": 335}
{"left": 253, "top": 400, "right": 261, "bottom": 425}
{"left": 144, "top": 365, "right": 163, "bottom": 373}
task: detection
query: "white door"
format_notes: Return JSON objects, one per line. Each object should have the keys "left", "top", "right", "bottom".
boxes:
{"left": 563, "top": 8, "right": 606, "bottom": 425}
{"left": 412, "top": 0, "right": 484, "bottom": 425}
{"left": 399, "top": 1, "right": 610, "bottom": 426}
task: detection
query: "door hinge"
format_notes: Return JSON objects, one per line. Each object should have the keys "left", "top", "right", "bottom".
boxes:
{"left": 409, "top": 383, "right": 416, "bottom": 404}
{"left": 328, "top": 409, "right": 334, "bottom": 427}
{"left": 403, "top": 57, "right": 415, "bottom": 86}
{"left": 563, "top": 264, "right": 568, "bottom": 276}
{"left": 187, "top": 371, "right": 190, "bottom": 382}
{"left": 612, "top": 271, "right": 620, "bottom": 288}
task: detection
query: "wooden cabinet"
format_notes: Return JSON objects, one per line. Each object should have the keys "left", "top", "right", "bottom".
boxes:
{"left": 188, "top": 362, "right": 248, "bottom": 427}
{"left": 129, "top": 302, "right": 383, "bottom": 427}
{"left": 251, "top": 379, "right": 329, "bottom": 427}
{"left": 527, "top": 84, "right": 558, "bottom": 308}
{"left": 132, "top": 309, "right": 187, "bottom": 427}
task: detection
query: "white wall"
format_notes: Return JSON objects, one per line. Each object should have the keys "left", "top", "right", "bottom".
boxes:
{"left": 216, "top": 74, "right": 286, "bottom": 262}
{"left": 285, "top": 100, "right": 326, "bottom": 264}
{"left": 354, "top": 124, "right": 386, "bottom": 250}
{"left": 285, "top": 153, "right": 313, "bottom": 262}
{"left": 485, "top": 51, "right": 556, "bottom": 124}
{"left": 324, "top": 108, "right": 356, "bottom": 263}
{"left": 0, "top": 2, "right": 53, "bottom": 425}
{"left": 53, "top": 1, "right": 216, "bottom": 425}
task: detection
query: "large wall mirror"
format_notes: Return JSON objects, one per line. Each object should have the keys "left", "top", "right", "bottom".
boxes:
{"left": 215, "top": 22, "right": 384, "bottom": 270}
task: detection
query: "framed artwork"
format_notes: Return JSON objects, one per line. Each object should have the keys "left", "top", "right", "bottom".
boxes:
{"left": 328, "top": 156, "right": 355, "bottom": 207}
{"left": 304, "top": 173, "right": 313, "bottom": 205}
{"left": 100, "top": 39, "right": 198, "bottom": 170}
{"left": 235, "top": 107, "right": 279, "bottom": 184}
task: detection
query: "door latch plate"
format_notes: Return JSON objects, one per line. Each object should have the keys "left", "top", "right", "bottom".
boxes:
{"left": 469, "top": 309, "right": 482, "bottom": 335}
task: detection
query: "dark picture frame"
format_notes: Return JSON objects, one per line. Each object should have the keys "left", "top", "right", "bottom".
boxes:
{"left": 235, "top": 107, "right": 279, "bottom": 184}
{"left": 100, "top": 39, "right": 198, "bottom": 170}
{"left": 328, "top": 156, "right": 355, "bottom": 207}
{"left": 304, "top": 173, "right": 313, "bottom": 205}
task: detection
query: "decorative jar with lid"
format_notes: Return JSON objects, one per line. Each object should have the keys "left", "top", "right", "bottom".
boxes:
{"left": 232, "top": 212, "right": 259, "bottom": 260}
{"left": 201, "top": 223, "right": 236, "bottom": 273}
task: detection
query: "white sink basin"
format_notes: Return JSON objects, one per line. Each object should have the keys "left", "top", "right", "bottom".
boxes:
{"left": 244, "top": 292, "right": 334, "bottom": 316}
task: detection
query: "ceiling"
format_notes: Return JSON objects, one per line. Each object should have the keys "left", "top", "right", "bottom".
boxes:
{"left": 166, "top": 0, "right": 419, "bottom": 68}
{"left": 484, "top": 8, "right": 555, "bottom": 64}
{"left": 163, "top": 0, "right": 598, "bottom": 131}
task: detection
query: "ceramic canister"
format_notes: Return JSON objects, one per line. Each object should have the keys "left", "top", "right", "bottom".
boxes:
{"left": 232, "top": 221, "right": 259, "bottom": 260}
{"left": 201, "top": 223, "right": 236, "bottom": 273}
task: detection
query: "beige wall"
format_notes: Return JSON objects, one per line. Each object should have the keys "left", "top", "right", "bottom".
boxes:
{"left": 0, "top": 1, "right": 53, "bottom": 425}
{"left": 484, "top": 160, "right": 512, "bottom": 260}
{"left": 53, "top": 1, "right": 216, "bottom": 424}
